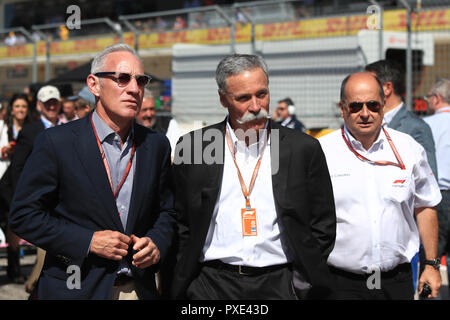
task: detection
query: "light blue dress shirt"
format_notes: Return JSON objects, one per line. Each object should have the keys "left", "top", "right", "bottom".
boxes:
{"left": 424, "top": 106, "right": 450, "bottom": 190}
{"left": 92, "top": 110, "right": 136, "bottom": 275}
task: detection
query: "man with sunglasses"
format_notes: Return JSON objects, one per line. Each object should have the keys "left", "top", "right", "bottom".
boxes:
{"left": 319, "top": 72, "right": 442, "bottom": 300}
{"left": 9, "top": 44, "right": 176, "bottom": 300}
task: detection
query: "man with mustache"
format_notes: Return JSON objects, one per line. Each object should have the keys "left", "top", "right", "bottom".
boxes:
{"left": 319, "top": 72, "right": 441, "bottom": 299}
{"left": 171, "top": 54, "right": 337, "bottom": 300}
{"left": 9, "top": 44, "right": 176, "bottom": 299}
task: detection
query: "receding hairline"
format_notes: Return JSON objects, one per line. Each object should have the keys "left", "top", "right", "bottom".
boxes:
{"left": 341, "top": 72, "right": 385, "bottom": 102}
{"left": 103, "top": 51, "right": 142, "bottom": 67}
{"left": 90, "top": 44, "right": 142, "bottom": 74}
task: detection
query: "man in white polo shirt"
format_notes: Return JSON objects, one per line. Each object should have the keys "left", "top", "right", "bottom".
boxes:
{"left": 319, "top": 72, "right": 442, "bottom": 299}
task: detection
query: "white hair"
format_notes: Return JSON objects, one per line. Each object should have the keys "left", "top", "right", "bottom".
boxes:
{"left": 143, "top": 88, "right": 154, "bottom": 99}
{"left": 90, "top": 43, "right": 142, "bottom": 74}
{"left": 431, "top": 78, "right": 450, "bottom": 104}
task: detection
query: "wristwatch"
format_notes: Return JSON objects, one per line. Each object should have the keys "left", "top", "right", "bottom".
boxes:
{"left": 424, "top": 258, "right": 441, "bottom": 270}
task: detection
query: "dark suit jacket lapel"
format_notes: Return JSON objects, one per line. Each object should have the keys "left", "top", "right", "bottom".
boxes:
{"left": 270, "top": 120, "right": 292, "bottom": 211}
{"left": 125, "top": 123, "right": 151, "bottom": 235}
{"left": 199, "top": 119, "right": 226, "bottom": 228}
{"left": 73, "top": 114, "right": 124, "bottom": 232}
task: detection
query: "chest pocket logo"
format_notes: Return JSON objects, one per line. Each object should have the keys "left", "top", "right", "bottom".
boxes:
{"left": 385, "top": 176, "right": 412, "bottom": 203}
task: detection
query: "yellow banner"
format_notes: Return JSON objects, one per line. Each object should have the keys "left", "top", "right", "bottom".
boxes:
{"left": 384, "top": 8, "right": 450, "bottom": 31}
{"left": 46, "top": 36, "right": 125, "bottom": 55}
{"left": 0, "top": 43, "right": 34, "bottom": 59}
{"left": 0, "top": 8, "right": 449, "bottom": 59}
{"left": 137, "top": 27, "right": 232, "bottom": 48}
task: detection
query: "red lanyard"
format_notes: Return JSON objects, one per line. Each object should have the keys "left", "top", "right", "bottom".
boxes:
{"left": 341, "top": 126, "right": 405, "bottom": 170}
{"left": 225, "top": 125, "right": 269, "bottom": 210}
{"left": 90, "top": 114, "right": 136, "bottom": 199}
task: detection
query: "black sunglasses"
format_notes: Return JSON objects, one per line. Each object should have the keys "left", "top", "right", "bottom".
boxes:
{"left": 346, "top": 100, "right": 382, "bottom": 113}
{"left": 94, "top": 72, "right": 152, "bottom": 87}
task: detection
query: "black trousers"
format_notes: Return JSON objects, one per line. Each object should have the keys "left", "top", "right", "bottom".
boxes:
{"left": 186, "top": 262, "right": 297, "bottom": 300}
{"left": 330, "top": 263, "right": 414, "bottom": 300}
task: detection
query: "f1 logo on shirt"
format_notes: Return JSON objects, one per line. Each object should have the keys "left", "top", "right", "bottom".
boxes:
{"left": 392, "top": 179, "right": 406, "bottom": 188}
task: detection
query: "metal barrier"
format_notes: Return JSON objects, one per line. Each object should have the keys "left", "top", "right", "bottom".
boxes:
{"left": 119, "top": 5, "right": 234, "bottom": 53}
{"left": 0, "top": 27, "right": 37, "bottom": 83}
{"left": 231, "top": 0, "right": 300, "bottom": 55}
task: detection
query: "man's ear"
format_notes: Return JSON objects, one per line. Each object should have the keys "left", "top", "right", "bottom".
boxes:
{"left": 218, "top": 89, "right": 228, "bottom": 110}
{"left": 435, "top": 93, "right": 442, "bottom": 106}
{"left": 87, "top": 74, "right": 100, "bottom": 99}
{"left": 339, "top": 101, "right": 345, "bottom": 118}
{"left": 383, "top": 81, "right": 393, "bottom": 98}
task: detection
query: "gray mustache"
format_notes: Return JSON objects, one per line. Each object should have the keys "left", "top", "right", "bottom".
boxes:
{"left": 236, "top": 109, "right": 270, "bottom": 124}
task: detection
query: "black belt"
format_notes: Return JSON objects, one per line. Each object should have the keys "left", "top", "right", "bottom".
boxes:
{"left": 330, "top": 263, "right": 411, "bottom": 280}
{"left": 203, "top": 260, "right": 291, "bottom": 276}
{"left": 114, "top": 274, "right": 133, "bottom": 287}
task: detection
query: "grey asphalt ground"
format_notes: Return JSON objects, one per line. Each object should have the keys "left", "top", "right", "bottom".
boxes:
{"left": 0, "top": 247, "right": 35, "bottom": 300}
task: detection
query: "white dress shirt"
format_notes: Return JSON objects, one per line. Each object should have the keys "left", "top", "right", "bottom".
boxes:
{"left": 0, "top": 120, "right": 9, "bottom": 178}
{"left": 40, "top": 114, "right": 61, "bottom": 129}
{"left": 201, "top": 120, "right": 289, "bottom": 267}
{"left": 424, "top": 106, "right": 450, "bottom": 190}
{"left": 166, "top": 118, "right": 181, "bottom": 158}
{"left": 319, "top": 125, "right": 441, "bottom": 274}
{"left": 281, "top": 116, "right": 292, "bottom": 127}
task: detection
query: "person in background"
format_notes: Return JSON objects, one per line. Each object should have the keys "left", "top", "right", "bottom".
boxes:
{"left": 8, "top": 86, "right": 62, "bottom": 294}
{"left": 364, "top": 60, "right": 437, "bottom": 178}
{"left": 73, "top": 86, "right": 95, "bottom": 119}
{"left": 135, "top": 89, "right": 180, "bottom": 159}
{"left": 59, "top": 98, "right": 79, "bottom": 123}
{"left": 156, "top": 17, "right": 168, "bottom": 31}
{"left": 424, "top": 78, "right": 450, "bottom": 295}
{"left": 274, "top": 97, "right": 306, "bottom": 132}
{"left": 173, "top": 16, "right": 187, "bottom": 30}
{"left": 0, "top": 102, "right": 7, "bottom": 121}
{"left": 10, "top": 85, "right": 62, "bottom": 193}
{"left": 4, "top": 31, "right": 17, "bottom": 46}
{"left": 0, "top": 93, "right": 31, "bottom": 284}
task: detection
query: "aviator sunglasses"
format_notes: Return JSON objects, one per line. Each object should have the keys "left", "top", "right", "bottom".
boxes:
{"left": 346, "top": 100, "right": 382, "bottom": 113}
{"left": 94, "top": 72, "right": 152, "bottom": 87}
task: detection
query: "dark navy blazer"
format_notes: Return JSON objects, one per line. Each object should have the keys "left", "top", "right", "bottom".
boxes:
{"left": 9, "top": 113, "right": 176, "bottom": 299}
